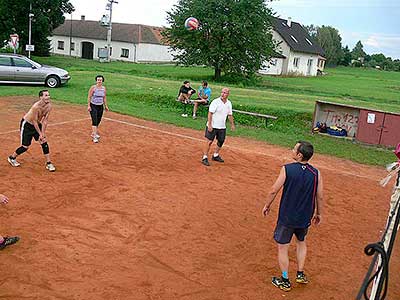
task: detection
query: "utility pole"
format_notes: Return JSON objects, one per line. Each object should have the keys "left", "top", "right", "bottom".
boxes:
{"left": 28, "top": 3, "right": 34, "bottom": 58}
{"left": 69, "top": 12, "right": 73, "bottom": 56}
{"left": 105, "top": 0, "right": 118, "bottom": 62}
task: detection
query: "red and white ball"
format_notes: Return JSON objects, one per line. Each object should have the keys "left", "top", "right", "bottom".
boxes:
{"left": 184, "top": 17, "right": 199, "bottom": 31}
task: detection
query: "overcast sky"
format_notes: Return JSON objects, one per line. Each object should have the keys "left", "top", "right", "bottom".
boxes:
{"left": 68, "top": 0, "right": 400, "bottom": 59}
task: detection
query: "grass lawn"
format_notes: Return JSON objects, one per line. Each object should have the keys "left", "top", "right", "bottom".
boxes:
{"left": 0, "top": 55, "right": 399, "bottom": 166}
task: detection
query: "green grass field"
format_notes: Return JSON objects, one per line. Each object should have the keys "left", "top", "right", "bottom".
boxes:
{"left": 0, "top": 55, "right": 399, "bottom": 166}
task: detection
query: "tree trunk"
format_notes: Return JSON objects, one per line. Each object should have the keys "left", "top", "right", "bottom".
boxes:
{"left": 214, "top": 68, "right": 221, "bottom": 80}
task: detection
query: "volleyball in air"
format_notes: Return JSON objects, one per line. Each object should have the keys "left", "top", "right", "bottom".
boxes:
{"left": 184, "top": 17, "right": 199, "bottom": 31}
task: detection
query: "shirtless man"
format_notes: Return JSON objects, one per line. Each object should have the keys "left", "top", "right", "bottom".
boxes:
{"left": 8, "top": 90, "right": 56, "bottom": 172}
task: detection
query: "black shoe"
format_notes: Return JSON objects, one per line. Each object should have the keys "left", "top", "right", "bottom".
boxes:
{"left": 212, "top": 155, "right": 224, "bottom": 163}
{"left": 0, "top": 236, "right": 20, "bottom": 250}
{"left": 202, "top": 157, "right": 210, "bottom": 166}
{"left": 271, "top": 276, "right": 291, "bottom": 292}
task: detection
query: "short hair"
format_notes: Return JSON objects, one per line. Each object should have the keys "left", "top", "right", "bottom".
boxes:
{"left": 296, "top": 140, "right": 314, "bottom": 161}
{"left": 202, "top": 80, "right": 208, "bottom": 86}
{"left": 183, "top": 80, "right": 190, "bottom": 84}
{"left": 39, "top": 89, "right": 48, "bottom": 97}
{"left": 95, "top": 75, "right": 105, "bottom": 82}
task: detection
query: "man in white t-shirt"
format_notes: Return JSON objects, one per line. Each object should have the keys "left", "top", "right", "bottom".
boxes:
{"left": 202, "top": 87, "right": 235, "bottom": 166}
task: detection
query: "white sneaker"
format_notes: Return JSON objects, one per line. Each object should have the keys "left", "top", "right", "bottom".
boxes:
{"left": 93, "top": 137, "right": 99, "bottom": 143}
{"left": 7, "top": 156, "right": 20, "bottom": 167}
{"left": 46, "top": 162, "right": 56, "bottom": 172}
{"left": 181, "top": 114, "right": 188, "bottom": 117}
{"left": 91, "top": 133, "right": 100, "bottom": 139}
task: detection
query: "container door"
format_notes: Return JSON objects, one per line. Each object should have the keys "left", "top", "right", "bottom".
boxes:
{"left": 356, "top": 110, "right": 385, "bottom": 145}
{"left": 380, "top": 114, "right": 400, "bottom": 147}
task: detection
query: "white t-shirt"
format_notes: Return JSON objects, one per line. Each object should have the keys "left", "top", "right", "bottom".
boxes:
{"left": 207, "top": 97, "right": 233, "bottom": 129}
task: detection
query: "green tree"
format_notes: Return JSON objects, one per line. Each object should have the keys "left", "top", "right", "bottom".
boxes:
{"left": 304, "top": 24, "right": 318, "bottom": 40}
{"left": 163, "top": 0, "right": 276, "bottom": 79}
{"left": 315, "top": 26, "right": 343, "bottom": 66}
{"left": 339, "top": 45, "right": 352, "bottom": 66}
{"left": 0, "top": 0, "right": 74, "bottom": 56}
{"left": 351, "top": 40, "right": 366, "bottom": 61}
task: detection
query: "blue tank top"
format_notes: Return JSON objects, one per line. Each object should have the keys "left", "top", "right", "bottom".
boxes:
{"left": 278, "top": 162, "right": 319, "bottom": 228}
{"left": 91, "top": 87, "right": 105, "bottom": 105}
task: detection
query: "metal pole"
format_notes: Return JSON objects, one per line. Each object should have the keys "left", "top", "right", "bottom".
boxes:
{"left": 28, "top": 3, "right": 32, "bottom": 58}
{"left": 69, "top": 13, "right": 73, "bottom": 56}
{"left": 106, "top": 0, "right": 118, "bottom": 62}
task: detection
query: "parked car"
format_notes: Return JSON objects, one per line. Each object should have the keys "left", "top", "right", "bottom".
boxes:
{"left": 0, "top": 53, "right": 70, "bottom": 88}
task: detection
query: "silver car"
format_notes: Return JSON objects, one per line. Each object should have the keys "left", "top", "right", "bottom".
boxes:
{"left": 0, "top": 53, "right": 70, "bottom": 88}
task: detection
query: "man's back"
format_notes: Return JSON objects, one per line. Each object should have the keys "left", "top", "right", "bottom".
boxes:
{"left": 278, "top": 162, "right": 319, "bottom": 228}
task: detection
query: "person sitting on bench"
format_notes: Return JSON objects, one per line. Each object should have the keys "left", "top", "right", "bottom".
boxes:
{"left": 192, "top": 80, "right": 212, "bottom": 119}
{"left": 177, "top": 80, "right": 196, "bottom": 117}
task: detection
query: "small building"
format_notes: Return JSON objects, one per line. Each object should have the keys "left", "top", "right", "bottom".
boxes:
{"left": 259, "top": 17, "right": 325, "bottom": 76}
{"left": 49, "top": 16, "right": 173, "bottom": 62}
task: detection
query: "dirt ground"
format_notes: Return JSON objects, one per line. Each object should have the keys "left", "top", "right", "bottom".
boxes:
{"left": 0, "top": 96, "right": 398, "bottom": 300}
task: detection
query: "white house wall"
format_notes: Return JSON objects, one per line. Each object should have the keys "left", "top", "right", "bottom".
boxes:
{"left": 49, "top": 35, "right": 173, "bottom": 63}
{"left": 258, "top": 58, "right": 284, "bottom": 75}
{"left": 287, "top": 51, "right": 319, "bottom": 76}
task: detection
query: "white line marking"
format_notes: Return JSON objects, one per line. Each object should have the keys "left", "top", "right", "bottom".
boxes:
{"left": 104, "top": 117, "right": 379, "bottom": 181}
{"left": 0, "top": 118, "right": 89, "bottom": 136}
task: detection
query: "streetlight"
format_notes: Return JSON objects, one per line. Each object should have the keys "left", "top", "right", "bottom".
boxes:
{"left": 105, "top": 0, "right": 118, "bottom": 62}
{"left": 28, "top": 3, "right": 34, "bottom": 58}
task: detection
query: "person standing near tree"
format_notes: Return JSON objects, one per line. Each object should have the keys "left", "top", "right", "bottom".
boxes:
{"left": 88, "top": 75, "right": 109, "bottom": 143}
{"left": 262, "top": 141, "right": 323, "bottom": 292}
{"left": 7, "top": 90, "right": 56, "bottom": 172}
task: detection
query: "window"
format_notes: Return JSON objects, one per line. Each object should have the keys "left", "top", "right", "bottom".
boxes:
{"left": 290, "top": 35, "right": 298, "bottom": 43}
{"left": 57, "top": 41, "right": 64, "bottom": 50}
{"left": 307, "top": 59, "right": 313, "bottom": 67}
{"left": 13, "top": 58, "right": 32, "bottom": 68}
{"left": 305, "top": 38, "right": 313, "bottom": 46}
{"left": 121, "top": 48, "right": 129, "bottom": 58}
{"left": 293, "top": 57, "right": 300, "bottom": 68}
{"left": 70, "top": 42, "right": 75, "bottom": 51}
{"left": 0, "top": 57, "right": 12, "bottom": 66}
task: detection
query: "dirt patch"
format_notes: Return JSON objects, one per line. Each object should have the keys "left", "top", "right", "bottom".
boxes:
{"left": 0, "top": 96, "right": 398, "bottom": 300}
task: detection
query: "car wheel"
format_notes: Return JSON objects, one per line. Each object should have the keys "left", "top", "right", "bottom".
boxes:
{"left": 45, "top": 75, "right": 60, "bottom": 88}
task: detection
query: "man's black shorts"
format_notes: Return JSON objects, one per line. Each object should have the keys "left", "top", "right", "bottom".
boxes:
{"left": 20, "top": 119, "right": 41, "bottom": 146}
{"left": 205, "top": 127, "right": 226, "bottom": 146}
{"left": 273, "top": 223, "right": 309, "bottom": 244}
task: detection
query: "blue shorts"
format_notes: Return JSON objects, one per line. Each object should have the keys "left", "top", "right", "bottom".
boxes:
{"left": 273, "top": 223, "right": 308, "bottom": 244}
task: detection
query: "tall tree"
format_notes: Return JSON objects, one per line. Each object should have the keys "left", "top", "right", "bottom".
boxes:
{"left": 351, "top": 41, "right": 366, "bottom": 61}
{"left": 163, "top": 0, "right": 276, "bottom": 79}
{"left": 315, "top": 26, "right": 343, "bottom": 66}
{"left": 0, "top": 0, "right": 74, "bottom": 56}
{"left": 339, "top": 45, "right": 352, "bottom": 66}
{"left": 304, "top": 24, "right": 318, "bottom": 40}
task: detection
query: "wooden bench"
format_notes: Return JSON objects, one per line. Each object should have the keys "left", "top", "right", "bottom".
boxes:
{"left": 232, "top": 109, "right": 278, "bottom": 126}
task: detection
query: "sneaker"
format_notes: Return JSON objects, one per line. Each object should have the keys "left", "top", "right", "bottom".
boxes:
{"left": 296, "top": 272, "right": 309, "bottom": 284}
{"left": 272, "top": 276, "right": 291, "bottom": 292}
{"left": 0, "top": 236, "right": 20, "bottom": 250}
{"left": 202, "top": 157, "right": 210, "bottom": 166}
{"left": 212, "top": 155, "right": 224, "bottom": 163}
{"left": 181, "top": 114, "right": 188, "bottom": 117}
{"left": 46, "top": 162, "right": 56, "bottom": 172}
{"left": 192, "top": 115, "right": 197, "bottom": 119}
{"left": 7, "top": 156, "right": 20, "bottom": 167}
{"left": 93, "top": 137, "right": 99, "bottom": 143}
{"left": 91, "top": 133, "right": 100, "bottom": 139}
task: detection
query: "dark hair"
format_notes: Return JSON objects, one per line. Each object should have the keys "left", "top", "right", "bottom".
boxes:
{"left": 39, "top": 89, "right": 49, "bottom": 97}
{"left": 183, "top": 80, "right": 190, "bottom": 84}
{"left": 202, "top": 80, "right": 208, "bottom": 86}
{"left": 296, "top": 140, "right": 314, "bottom": 161}
{"left": 96, "top": 75, "right": 105, "bottom": 82}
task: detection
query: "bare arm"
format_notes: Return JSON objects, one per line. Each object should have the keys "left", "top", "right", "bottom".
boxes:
{"left": 262, "top": 166, "right": 286, "bottom": 216}
{"left": 87, "top": 86, "right": 94, "bottom": 111}
{"left": 312, "top": 172, "right": 324, "bottom": 225}
{"left": 31, "top": 109, "right": 44, "bottom": 139}
{"left": 40, "top": 109, "right": 51, "bottom": 138}
{"left": 207, "top": 111, "right": 213, "bottom": 132}
{"left": 103, "top": 87, "right": 109, "bottom": 111}
{"left": 228, "top": 114, "right": 235, "bottom": 131}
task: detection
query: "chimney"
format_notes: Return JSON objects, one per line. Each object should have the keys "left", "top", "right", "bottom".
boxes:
{"left": 287, "top": 17, "right": 292, "bottom": 27}
{"left": 81, "top": 15, "right": 85, "bottom": 21}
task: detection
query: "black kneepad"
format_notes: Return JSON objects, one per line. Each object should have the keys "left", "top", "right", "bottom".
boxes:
{"left": 16, "top": 146, "right": 28, "bottom": 155}
{"left": 41, "top": 142, "right": 49, "bottom": 155}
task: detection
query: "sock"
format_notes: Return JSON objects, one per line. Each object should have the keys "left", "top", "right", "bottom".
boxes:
{"left": 282, "top": 271, "right": 289, "bottom": 280}
{"left": 47, "top": 161, "right": 52, "bottom": 165}
{"left": 213, "top": 153, "right": 219, "bottom": 157}
{"left": 203, "top": 155, "right": 208, "bottom": 160}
